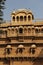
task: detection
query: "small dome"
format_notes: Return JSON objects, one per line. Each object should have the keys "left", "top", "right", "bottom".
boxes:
{"left": 31, "top": 44, "right": 36, "bottom": 48}
{"left": 11, "top": 9, "right": 32, "bottom": 15}
{"left": 6, "top": 45, "right": 11, "bottom": 49}
{"left": 18, "top": 45, "right": 24, "bottom": 48}
{"left": 8, "top": 27, "right": 11, "bottom": 30}
{"left": 35, "top": 27, "right": 38, "bottom": 29}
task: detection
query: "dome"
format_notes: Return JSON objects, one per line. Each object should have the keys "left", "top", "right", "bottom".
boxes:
{"left": 18, "top": 45, "right": 24, "bottom": 48}
{"left": 11, "top": 9, "right": 32, "bottom": 15}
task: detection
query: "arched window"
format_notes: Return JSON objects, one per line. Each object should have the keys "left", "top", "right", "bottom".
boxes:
{"left": 35, "top": 29, "right": 39, "bottom": 33}
{"left": 29, "top": 44, "right": 36, "bottom": 54}
{"left": 24, "top": 16, "right": 27, "bottom": 21}
{"left": 19, "top": 28, "right": 23, "bottom": 33}
{"left": 13, "top": 16, "right": 15, "bottom": 21}
{"left": 15, "top": 27, "right": 18, "bottom": 33}
{"left": 28, "top": 15, "right": 31, "bottom": 20}
{"left": 16, "top": 45, "right": 25, "bottom": 54}
{"left": 16, "top": 16, "right": 19, "bottom": 21}
{"left": 24, "top": 28, "right": 27, "bottom": 33}
{"left": 28, "top": 28, "right": 31, "bottom": 33}
{"left": 20, "top": 16, "right": 23, "bottom": 21}
{"left": 6, "top": 45, "right": 12, "bottom": 54}
{"left": 41, "top": 29, "right": 43, "bottom": 33}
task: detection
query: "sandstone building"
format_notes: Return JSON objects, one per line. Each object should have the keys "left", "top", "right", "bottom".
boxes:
{"left": 0, "top": 9, "right": 43, "bottom": 65}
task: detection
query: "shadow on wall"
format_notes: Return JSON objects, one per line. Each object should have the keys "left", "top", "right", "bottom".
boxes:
{"left": 33, "top": 58, "right": 43, "bottom": 65}
{"left": 33, "top": 48, "right": 43, "bottom": 65}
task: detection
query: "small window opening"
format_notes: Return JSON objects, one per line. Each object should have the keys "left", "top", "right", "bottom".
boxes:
{"left": 20, "top": 16, "right": 23, "bottom": 21}
{"left": 28, "top": 16, "right": 31, "bottom": 20}
{"left": 30, "top": 48, "right": 35, "bottom": 54}
{"left": 24, "top": 16, "right": 26, "bottom": 21}
{"left": 13, "top": 16, "right": 15, "bottom": 21}
{"left": 19, "top": 28, "right": 23, "bottom": 33}
{"left": 16, "top": 16, "right": 19, "bottom": 21}
{"left": 35, "top": 29, "right": 39, "bottom": 33}
{"left": 28, "top": 28, "right": 31, "bottom": 32}
{"left": 19, "top": 48, "right": 23, "bottom": 53}
{"left": 16, "top": 48, "right": 23, "bottom": 54}
{"left": 41, "top": 29, "right": 43, "bottom": 33}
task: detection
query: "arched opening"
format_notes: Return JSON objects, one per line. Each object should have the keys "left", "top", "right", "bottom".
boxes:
{"left": 28, "top": 15, "right": 31, "bottom": 20}
{"left": 24, "top": 16, "right": 27, "bottom": 21}
{"left": 35, "top": 29, "right": 39, "bottom": 33}
{"left": 24, "top": 28, "right": 27, "bottom": 33}
{"left": 16, "top": 45, "right": 25, "bottom": 54}
{"left": 20, "top": 16, "right": 23, "bottom": 21}
{"left": 19, "top": 28, "right": 23, "bottom": 33}
{"left": 6, "top": 45, "right": 12, "bottom": 54}
{"left": 16, "top": 16, "right": 19, "bottom": 21}
{"left": 28, "top": 28, "right": 31, "bottom": 33}
{"left": 29, "top": 44, "right": 36, "bottom": 54}
{"left": 41, "top": 29, "right": 43, "bottom": 33}
{"left": 13, "top": 16, "right": 15, "bottom": 21}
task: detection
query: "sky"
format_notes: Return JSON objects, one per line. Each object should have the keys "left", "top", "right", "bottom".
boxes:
{"left": 3, "top": 0, "right": 43, "bottom": 20}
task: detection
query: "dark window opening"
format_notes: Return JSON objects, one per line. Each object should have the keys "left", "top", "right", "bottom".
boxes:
{"left": 7, "top": 49, "right": 11, "bottom": 54}
{"left": 19, "top": 48, "right": 23, "bottom": 53}
{"left": 24, "top": 16, "right": 26, "bottom": 21}
{"left": 24, "top": 28, "right": 27, "bottom": 33}
{"left": 41, "top": 29, "right": 43, "bottom": 33}
{"left": 16, "top": 48, "right": 23, "bottom": 54}
{"left": 16, "top": 16, "right": 19, "bottom": 21}
{"left": 29, "top": 48, "right": 35, "bottom": 54}
{"left": 35, "top": 29, "right": 39, "bottom": 33}
{"left": 19, "top": 28, "right": 23, "bottom": 33}
{"left": 20, "top": 16, "right": 23, "bottom": 21}
{"left": 13, "top": 16, "right": 15, "bottom": 21}
{"left": 28, "top": 28, "right": 31, "bottom": 32}
{"left": 28, "top": 16, "right": 31, "bottom": 20}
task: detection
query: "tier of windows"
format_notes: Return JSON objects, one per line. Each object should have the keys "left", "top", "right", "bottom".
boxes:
{"left": 8, "top": 27, "right": 43, "bottom": 34}
{"left": 0, "top": 27, "right": 43, "bottom": 36}
{"left": 12, "top": 15, "right": 31, "bottom": 21}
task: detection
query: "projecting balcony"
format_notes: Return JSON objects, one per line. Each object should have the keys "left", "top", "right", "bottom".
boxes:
{"left": 4, "top": 46, "right": 43, "bottom": 58}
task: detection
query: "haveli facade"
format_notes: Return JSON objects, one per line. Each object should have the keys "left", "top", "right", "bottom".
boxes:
{"left": 0, "top": 9, "right": 43, "bottom": 65}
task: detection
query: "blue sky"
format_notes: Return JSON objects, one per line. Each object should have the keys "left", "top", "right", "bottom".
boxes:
{"left": 3, "top": 0, "right": 43, "bottom": 20}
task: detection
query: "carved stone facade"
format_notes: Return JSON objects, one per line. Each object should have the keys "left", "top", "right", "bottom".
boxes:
{"left": 0, "top": 9, "right": 43, "bottom": 65}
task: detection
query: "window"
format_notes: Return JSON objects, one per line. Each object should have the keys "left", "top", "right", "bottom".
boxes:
{"left": 35, "top": 29, "right": 39, "bottom": 33}
{"left": 28, "top": 28, "right": 31, "bottom": 33}
{"left": 16, "top": 16, "right": 19, "bottom": 21}
{"left": 19, "top": 28, "right": 23, "bottom": 33}
{"left": 41, "top": 29, "right": 43, "bottom": 33}
{"left": 13, "top": 16, "right": 15, "bottom": 21}
{"left": 20, "top": 16, "right": 23, "bottom": 21}
{"left": 15, "top": 27, "right": 18, "bottom": 33}
{"left": 30, "top": 48, "right": 35, "bottom": 54}
{"left": 6, "top": 45, "right": 12, "bottom": 54}
{"left": 16, "top": 45, "right": 25, "bottom": 54}
{"left": 24, "top": 16, "right": 26, "bottom": 21}
{"left": 28, "top": 16, "right": 31, "bottom": 20}
{"left": 24, "top": 28, "right": 27, "bottom": 33}
{"left": 29, "top": 44, "right": 36, "bottom": 54}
